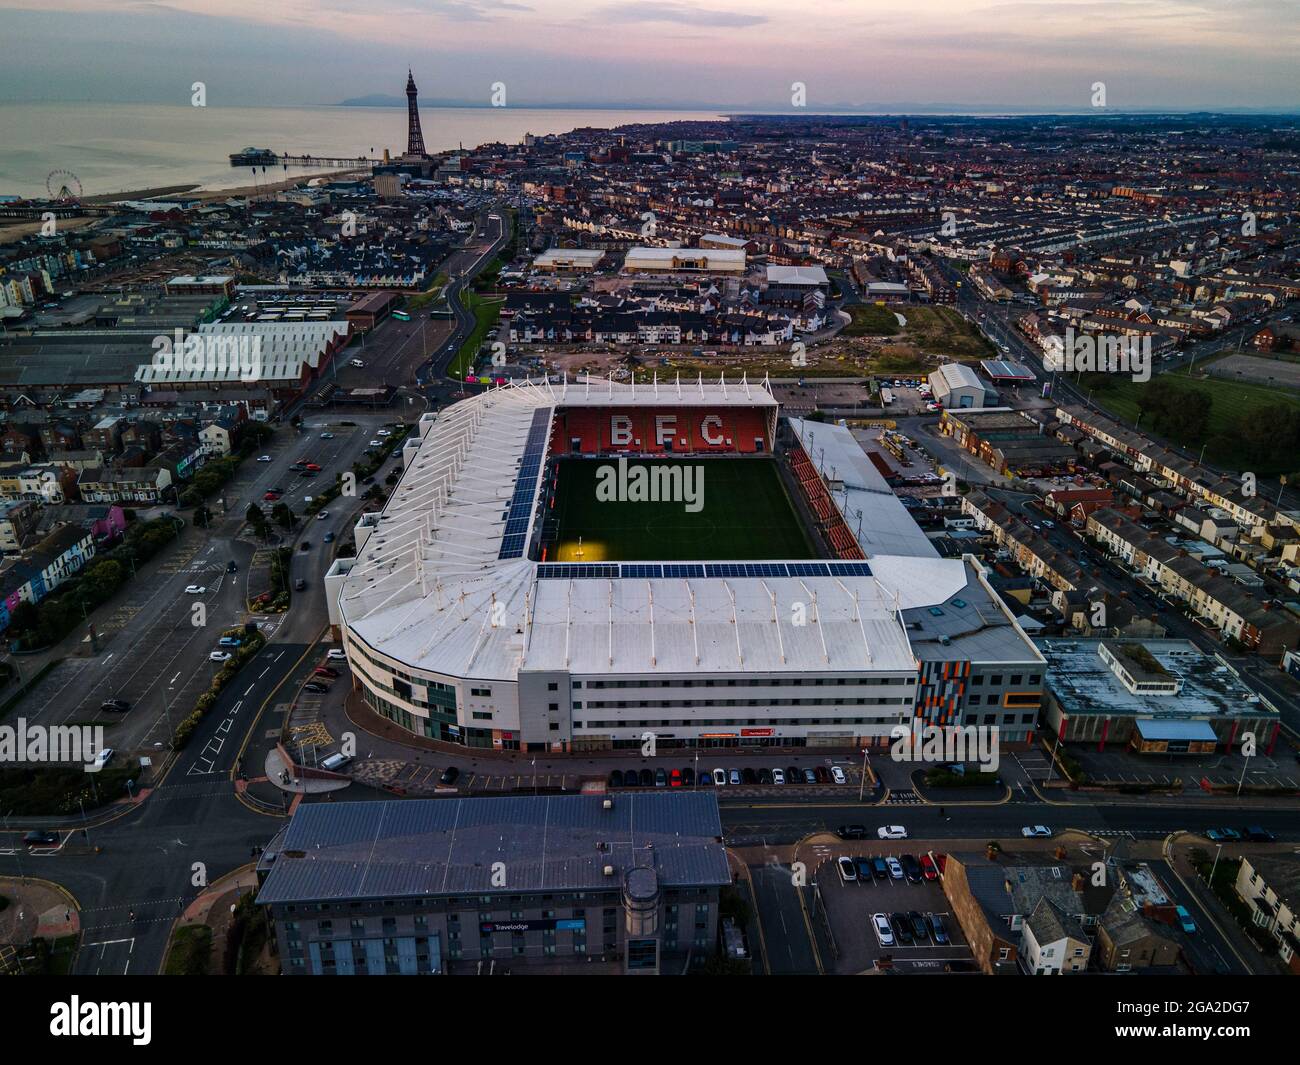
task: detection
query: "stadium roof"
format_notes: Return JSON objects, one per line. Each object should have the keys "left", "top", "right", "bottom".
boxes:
{"left": 788, "top": 418, "right": 938, "bottom": 560}
{"left": 255, "top": 793, "right": 731, "bottom": 904}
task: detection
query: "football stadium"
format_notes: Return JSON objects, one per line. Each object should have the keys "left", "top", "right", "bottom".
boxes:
{"left": 326, "top": 376, "right": 1045, "bottom": 753}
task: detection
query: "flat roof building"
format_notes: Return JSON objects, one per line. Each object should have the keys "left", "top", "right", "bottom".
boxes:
{"left": 623, "top": 247, "right": 746, "bottom": 275}
{"left": 256, "top": 792, "right": 731, "bottom": 975}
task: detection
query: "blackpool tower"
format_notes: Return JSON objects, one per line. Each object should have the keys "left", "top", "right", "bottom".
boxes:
{"left": 405, "top": 69, "right": 427, "bottom": 157}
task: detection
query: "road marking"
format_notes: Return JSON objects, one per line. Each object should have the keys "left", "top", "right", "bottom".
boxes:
{"left": 259, "top": 667, "right": 270, "bottom": 677}
{"left": 244, "top": 684, "right": 255, "bottom": 696}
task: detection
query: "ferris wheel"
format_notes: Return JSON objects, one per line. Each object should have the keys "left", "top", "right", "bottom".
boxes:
{"left": 46, "top": 169, "right": 84, "bottom": 201}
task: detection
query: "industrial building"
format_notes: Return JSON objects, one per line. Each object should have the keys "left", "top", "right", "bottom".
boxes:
{"left": 622, "top": 246, "right": 746, "bottom": 275}
{"left": 255, "top": 792, "right": 731, "bottom": 975}
{"left": 928, "top": 362, "right": 994, "bottom": 409}
{"left": 1038, "top": 638, "right": 1280, "bottom": 754}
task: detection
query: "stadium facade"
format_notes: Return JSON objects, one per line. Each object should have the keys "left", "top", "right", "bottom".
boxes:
{"left": 326, "top": 378, "right": 1045, "bottom": 753}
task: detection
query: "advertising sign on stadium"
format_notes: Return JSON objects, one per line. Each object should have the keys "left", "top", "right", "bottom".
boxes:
{"left": 741, "top": 728, "right": 774, "bottom": 737}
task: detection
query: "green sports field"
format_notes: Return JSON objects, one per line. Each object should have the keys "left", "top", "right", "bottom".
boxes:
{"left": 549, "top": 458, "right": 816, "bottom": 561}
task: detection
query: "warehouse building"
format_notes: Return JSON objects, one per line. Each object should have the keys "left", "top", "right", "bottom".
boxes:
{"left": 256, "top": 792, "right": 731, "bottom": 975}
{"left": 622, "top": 246, "right": 746, "bottom": 275}
{"left": 928, "top": 362, "right": 993, "bottom": 409}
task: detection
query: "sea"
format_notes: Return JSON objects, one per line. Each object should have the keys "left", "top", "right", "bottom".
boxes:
{"left": 0, "top": 102, "right": 725, "bottom": 200}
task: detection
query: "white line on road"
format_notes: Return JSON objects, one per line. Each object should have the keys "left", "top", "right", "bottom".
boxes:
{"left": 244, "top": 684, "right": 255, "bottom": 695}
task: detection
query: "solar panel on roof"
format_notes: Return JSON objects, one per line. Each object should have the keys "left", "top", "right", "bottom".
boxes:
{"left": 498, "top": 407, "right": 552, "bottom": 559}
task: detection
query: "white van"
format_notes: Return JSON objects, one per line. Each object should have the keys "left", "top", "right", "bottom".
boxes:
{"left": 321, "top": 752, "right": 352, "bottom": 772}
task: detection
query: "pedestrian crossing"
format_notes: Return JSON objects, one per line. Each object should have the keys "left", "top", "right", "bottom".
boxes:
{"left": 887, "top": 789, "right": 924, "bottom": 805}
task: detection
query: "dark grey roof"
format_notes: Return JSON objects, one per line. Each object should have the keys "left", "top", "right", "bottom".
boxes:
{"left": 256, "top": 793, "right": 729, "bottom": 905}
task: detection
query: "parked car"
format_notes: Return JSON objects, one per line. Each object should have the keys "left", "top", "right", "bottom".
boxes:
{"left": 1021, "top": 825, "right": 1052, "bottom": 838}
{"left": 786, "top": 765, "right": 800, "bottom": 784}
{"left": 814, "top": 766, "right": 830, "bottom": 784}
{"left": 772, "top": 768, "right": 786, "bottom": 785}
{"left": 837, "top": 857, "right": 858, "bottom": 883}
{"left": 713, "top": 768, "right": 727, "bottom": 786}
{"left": 803, "top": 768, "right": 817, "bottom": 785}
{"left": 439, "top": 766, "right": 460, "bottom": 786}
{"left": 669, "top": 768, "right": 682, "bottom": 788}
{"left": 697, "top": 768, "right": 711, "bottom": 786}
{"left": 609, "top": 769, "right": 624, "bottom": 788}
{"left": 919, "top": 854, "right": 939, "bottom": 881}
{"left": 654, "top": 768, "right": 667, "bottom": 788}
{"left": 928, "top": 913, "right": 950, "bottom": 945}
{"left": 321, "top": 753, "right": 351, "bottom": 772}
{"left": 899, "top": 854, "right": 923, "bottom": 883}
{"left": 855, "top": 857, "right": 874, "bottom": 880}
{"left": 326, "top": 649, "right": 347, "bottom": 660}
{"left": 830, "top": 765, "right": 846, "bottom": 785}
{"left": 1205, "top": 827, "right": 1242, "bottom": 842}
{"left": 1243, "top": 826, "right": 1275, "bottom": 842}
{"left": 890, "top": 912, "right": 914, "bottom": 945}
{"left": 872, "top": 913, "right": 895, "bottom": 947}
{"left": 742, "top": 767, "right": 758, "bottom": 785}
{"left": 886, "top": 857, "right": 904, "bottom": 881}
{"left": 682, "top": 767, "right": 694, "bottom": 786}
{"left": 638, "top": 768, "right": 653, "bottom": 787}
{"left": 209, "top": 651, "right": 232, "bottom": 662}
{"left": 1175, "top": 904, "right": 1197, "bottom": 934}
{"left": 303, "top": 682, "right": 328, "bottom": 693}
{"left": 729, "top": 769, "right": 742, "bottom": 785}
{"left": 299, "top": 541, "right": 312, "bottom": 551}
{"left": 758, "top": 767, "right": 772, "bottom": 785}
{"left": 908, "top": 911, "right": 929, "bottom": 942}
{"left": 314, "top": 666, "right": 339, "bottom": 679}
{"left": 100, "top": 698, "right": 130, "bottom": 713}
{"left": 870, "top": 857, "right": 889, "bottom": 881}
{"left": 218, "top": 637, "right": 242, "bottom": 648}
{"left": 837, "top": 825, "right": 868, "bottom": 840}
{"left": 878, "top": 825, "right": 908, "bottom": 840}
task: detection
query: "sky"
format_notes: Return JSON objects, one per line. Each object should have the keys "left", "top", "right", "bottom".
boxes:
{"left": 1, "top": 0, "right": 1297, "bottom": 112}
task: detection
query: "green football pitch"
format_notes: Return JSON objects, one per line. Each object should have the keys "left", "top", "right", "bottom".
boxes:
{"left": 548, "top": 458, "right": 817, "bottom": 561}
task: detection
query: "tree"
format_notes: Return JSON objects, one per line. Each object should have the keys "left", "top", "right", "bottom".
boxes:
{"left": 271, "top": 502, "right": 295, "bottom": 530}
{"left": 179, "top": 487, "right": 203, "bottom": 509}
{"left": 8, "top": 600, "right": 39, "bottom": 635}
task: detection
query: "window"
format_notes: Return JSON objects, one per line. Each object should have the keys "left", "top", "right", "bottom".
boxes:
{"left": 547, "top": 682, "right": 558, "bottom": 691}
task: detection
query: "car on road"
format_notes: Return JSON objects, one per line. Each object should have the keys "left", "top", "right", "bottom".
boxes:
{"left": 830, "top": 765, "right": 846, "bottom": 785}
{"left": 772, "top": 767, "right": 786, "bottom": 785}
{"left": 209, "top": 651, "right": 232, "bottom": 662}
{"left": 878, "top": 825, "right": 908, "bottom": 840}
{"left": 837, "top": 825, "right": 868, "bottom": 840}
{"left": 320, "top": 432, "right": 335, "bottom": 439}
{"left": 928, "top": 913, "right": 950, "bottom": 945}
{"left": 369, "top": 439, "right": 383, "bottom": 447}
{"left": 919, "top": 854, "right": 939, "bottom": 881}
{"left": 316, "top": 510, "right": 329, "bottom": 520}
{"left": 294, "top": 579, "right": 307, "bottom": 591}
{"left": 262, "top": 491, "right": 280, "bottom": 501}
{"left": 1021, "top": 825, "right": 1052, "bottom": 838}
{"left": 837, "top": 857, "right": 858, "bottom": 883}
{"left": 303, "top": 682, "right": 329, "bottom": 694}
{"left": 184, "top": 585, "right": 206, "bottom": 594}
{"left": 227, "top": 560, "right": 238, "bottom": 573}
{"left": 23, "top": 830, "right": 60, "bottom": 846}
{"left": 908, "top": 911, "right": 929, "bottom": 942}
{"left": 323, "top": 532, "right": 335, "bottom": 543}
{"left": 872, "top": 913, "right": 895, "bottom": 947}
{"left": 100, "top": 698, "right": 130, "bottom": 713}
{"left": 1205, "top": 828, "right": 1242, "bottom": 842}
{"left": 304, "top": 463, "right": 321, "bottom": 472}
{"left": 885, "top": 857, "right": 904, "bottom": 880}
{"left": 92, "top": 748, "right": 115, "bottom": 769}
{"left": 1041, "top": 519, "right": 1055, "bottom": 528}
{"left": 299, "top": 541, "right": 312, "bottom": 551}
{"left": 889, "top": 912, "right": 914, "bottom": 945}
{"left": 1175, "top": 904, "right": 1197, "bottom": 934}
{"left": 257, "top": 454, "right": 272, "bottom": 462}
{"left": 439, "top": 766, "right": 460, "bottom": 786}
{"left": 326, "top": 649, "right": 346, "bottom": 661}
{"left": 288, "top": 463, "right": 305, "bottom": 472}
{"left": 218, "top": 637, "right": 242, "bottom": 648}
{"left": 899, "top": 854, "right": 923, "bottom": 883}
{"left": 377, "top": 429, "right": 392, "bottom": 437}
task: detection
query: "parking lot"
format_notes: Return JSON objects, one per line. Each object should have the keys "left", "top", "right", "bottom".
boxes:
{"left": 812, "top": 849, "right": 976, "bottom": 974}
{"left": 1069, "top": 745, "right": 1300, "bottom": 792}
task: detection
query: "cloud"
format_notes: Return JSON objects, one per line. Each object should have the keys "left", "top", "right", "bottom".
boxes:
{"left": 596, "top": 2, "right": 768, "bottom": 28}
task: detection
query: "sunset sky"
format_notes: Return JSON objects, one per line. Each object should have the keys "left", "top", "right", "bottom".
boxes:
{"left": 2, "top": 0, "right": 1297, "bottom": 111}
